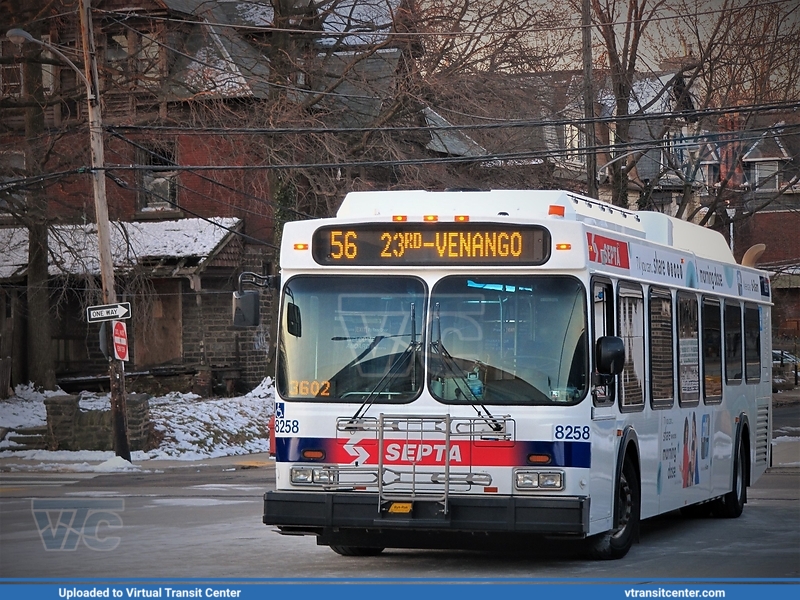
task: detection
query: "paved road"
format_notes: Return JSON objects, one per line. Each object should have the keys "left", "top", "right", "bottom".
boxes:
{"left": 1, "top": 391, "right": 798, "bottom": 578}
{"left": 1, "top": 460, "right": 797, "bottom": 579}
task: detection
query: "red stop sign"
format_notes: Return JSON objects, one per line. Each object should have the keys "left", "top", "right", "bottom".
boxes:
{"left": 113, "top": 320, "right": 129, "bottom": 361}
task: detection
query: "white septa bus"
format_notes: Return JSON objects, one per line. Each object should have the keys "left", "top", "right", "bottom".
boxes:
{"left": 237, "top": 189, "right": 772, "bottom": 560}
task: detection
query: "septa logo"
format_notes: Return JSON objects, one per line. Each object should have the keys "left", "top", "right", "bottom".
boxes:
{"left": 385, "top": 442, "right": 463, "bottom": 464}
{"left": 587, "top": 232, "right": 630, "bottom": 269}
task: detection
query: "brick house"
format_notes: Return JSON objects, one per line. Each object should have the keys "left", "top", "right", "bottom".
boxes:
{"left": 720, "top": 118, "right": 800, "bottom": 339}
{"left": 1, "top": 0, "right": 374, "bottom": 393}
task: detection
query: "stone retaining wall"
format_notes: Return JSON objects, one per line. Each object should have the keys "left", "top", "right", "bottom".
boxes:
{"left": 44, "top": 394, "right": 154, "bottom": 451}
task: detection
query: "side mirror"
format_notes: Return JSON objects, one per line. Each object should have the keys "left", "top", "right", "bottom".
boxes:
{"left": 596, "top": 336, "right": 625, "bottom": 375}
{"left": 232, "top": 290, "right": 260, "bottom": 327}
{"left": 286, "top": 302, "right": 302, "bottom": 337}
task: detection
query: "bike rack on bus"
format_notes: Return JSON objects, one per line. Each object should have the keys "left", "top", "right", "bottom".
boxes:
{"left": 337, "top": 413, "right": 512, "bottom": 515}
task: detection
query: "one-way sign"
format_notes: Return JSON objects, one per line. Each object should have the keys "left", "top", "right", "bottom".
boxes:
{"left": 87, "top": 302, "right": 131, "bottom": 323}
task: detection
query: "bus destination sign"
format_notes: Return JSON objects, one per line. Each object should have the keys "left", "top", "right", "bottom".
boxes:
{"left": 312, "top": 223, "right": 550, "bottom": 266}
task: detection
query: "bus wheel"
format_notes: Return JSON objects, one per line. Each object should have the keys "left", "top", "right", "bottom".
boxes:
{"left": 329, "top": 545, "right": 385, "bottom": 557}
{"left": 587, "top": 456, "right": 640, "bottom": 560}
{"left": 715, "top": 438, "right": 746, "bottom": 519}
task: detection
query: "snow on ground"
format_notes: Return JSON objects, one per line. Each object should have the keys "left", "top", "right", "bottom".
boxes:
{"left": 0, "top": 378, "right": 275, "bottom": 470}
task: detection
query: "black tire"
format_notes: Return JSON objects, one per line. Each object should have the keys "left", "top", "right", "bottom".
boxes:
{"left": 329, "top": 545, "right": 385, "bottom": 557}
{"left": 715, "top": 437, "right": 747, "bottom": 519}
{"left": 587, "top": 455, "right": 640, "bottom": 560}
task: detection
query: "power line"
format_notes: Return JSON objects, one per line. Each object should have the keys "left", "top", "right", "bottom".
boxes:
{"left": 96, "top": 121, "right": 800, "bottom": 174}
{"left": 106, "top": 99, "right": 800, "bottom": 136}
{"left": 6, "top": 121, "right": 798, "bottom": 196}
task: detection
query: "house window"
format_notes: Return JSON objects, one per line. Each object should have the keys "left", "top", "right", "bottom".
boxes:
{"left": 40, "top": 34, "right": 54, "bottom": 94}
{"left": 700, "top": 163, "right": 719, "bottom": 191}
{"left": 747, "top": 161, "right": 779, "bottom": 191}
{"left": 564, "top": 123, "right": 585, "bottom": 164}
{"left": 106, "top": 30, "right": 161, "bottom": 88}
{"left": 0, "top": 151, "right": 25, "bottom": 213}
{"left": 1, "top": 40, "right": 22, "bottom": 96}
{"left": 106, "top": 33, "right": 130, "bottom": 85}
{"left": 136, "top": 143, "right": 178, "bottom": 211}
{"left": 1, "top": 35, "right": 56, "bottom": 97}
{"left": 662, "top": 131, "right": 691, "bottom": 170}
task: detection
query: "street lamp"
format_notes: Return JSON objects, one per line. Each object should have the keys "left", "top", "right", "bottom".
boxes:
{"left": 6, "top": 29, "right": 92, "bottom": 91}
{"left": 596, "top": 149, "right": 643, "bottom": 177}
{"left": 7, "top": 4, "right": 131, "bottom": 461}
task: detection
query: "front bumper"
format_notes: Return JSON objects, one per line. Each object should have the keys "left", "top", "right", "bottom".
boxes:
{"left": 263, "top": 491, "right": 589, "bottom": 537}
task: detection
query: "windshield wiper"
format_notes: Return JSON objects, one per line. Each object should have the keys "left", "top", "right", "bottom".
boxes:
{"left": 345, "top": 303, "right": 420, "bottom": 427}
{"left": 430, "top": 303, "right": 504, "bottom": 433}
{"left": 332, "top": 332, "right": 408, "bottom": 375}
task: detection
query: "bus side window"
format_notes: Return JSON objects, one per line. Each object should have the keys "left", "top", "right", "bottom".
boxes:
{"left": 649, "top": 287, "right": 674, "bottom": 409}
{"left": 677, "top": 292, "right": 700, "bottom": 406}
{"left": 744, "top": 304, "right": 761, "bottom": 384}
{"left": 592, "top": 279, "right": 615, "bottom": 406}
{"left": 725, "top": 301, "right": 743, "bottom": 384}
{"left": 618, "top": 282, "right": 645, "bottom": 411}
{"left": 702, "top": 298, "right": 723, "bottom": 403}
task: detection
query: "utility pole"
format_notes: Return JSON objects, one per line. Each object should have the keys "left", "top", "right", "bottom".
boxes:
{"left": 582, "top": 0, "right": 598, "bottom": 198}
{"left": 78, "top": 0, "right": 131, "bottom": 461}
{"left": 7, "top": 6, "right": 130, "bottom": 459}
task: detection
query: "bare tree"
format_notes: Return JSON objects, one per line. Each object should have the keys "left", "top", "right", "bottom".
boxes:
{"left": 564, "top": 0, "right": 800, "bottom": 224}
{"left": 0, "top": 0, "right": 72, "bottom": 390}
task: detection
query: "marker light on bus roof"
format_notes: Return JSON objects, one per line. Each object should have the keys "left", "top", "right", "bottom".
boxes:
{"left": 454, "top": 215, "right": 469, "bottom": 222}
{"left": 424, "top": 215, "right": 438, "bottom": 222}
{"left": 555, "top": 243, "right": 572, "bottom": 250}
{"left": 548, "top": 205, "right": 566, "bottom": 217}
{"left": 293, "top": 243, "right": 309, "bottom": 250}
{"left": 392, "top": 215, "right": 407, "bottom": 222}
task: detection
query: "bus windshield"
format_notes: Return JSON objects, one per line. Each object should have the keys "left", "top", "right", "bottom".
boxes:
{"left": 277, "top": 276, "right": 426, "bottom": 402}
{"left": 429, "top": 275, "right": 588, "bottom": 405}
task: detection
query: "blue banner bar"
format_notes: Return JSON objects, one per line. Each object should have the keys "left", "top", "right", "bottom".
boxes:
{"left": 1, "top": 581, "right": 799, "bottom": 600}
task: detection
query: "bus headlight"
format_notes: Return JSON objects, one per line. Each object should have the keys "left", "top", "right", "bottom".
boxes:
{"left": 515, "top": 471, "right": 540, "bottom": 488}
{"left": 313, "top": 468, "right": 338, "bottom": 484}
{"left": 290, "top": 467, "right": 313, "bottom": 484}
{"left": 290, "top": 466, "right": 339, "bottom": 485}
{"left": 539, "top": 471, "right": 563, "bottom": 489}
{"left": 515, "top": 470, "right": 564, "bottom": 491}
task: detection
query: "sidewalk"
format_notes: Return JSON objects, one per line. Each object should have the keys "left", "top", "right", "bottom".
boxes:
{"left": 773, "top": 387, "right": 800, "bottom": 468}
{"left": 773, "top": 385, "right": 800, "bottom": 406}
{"left": 0, "top": 451, "right": 274, "bottom": 473}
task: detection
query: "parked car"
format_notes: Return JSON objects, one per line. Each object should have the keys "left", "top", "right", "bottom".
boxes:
{"left": 773, "top": 350, "right": 800, "bottom": 365}
{"left": 773, "top": 350, "right": 798, "bottom": 392}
